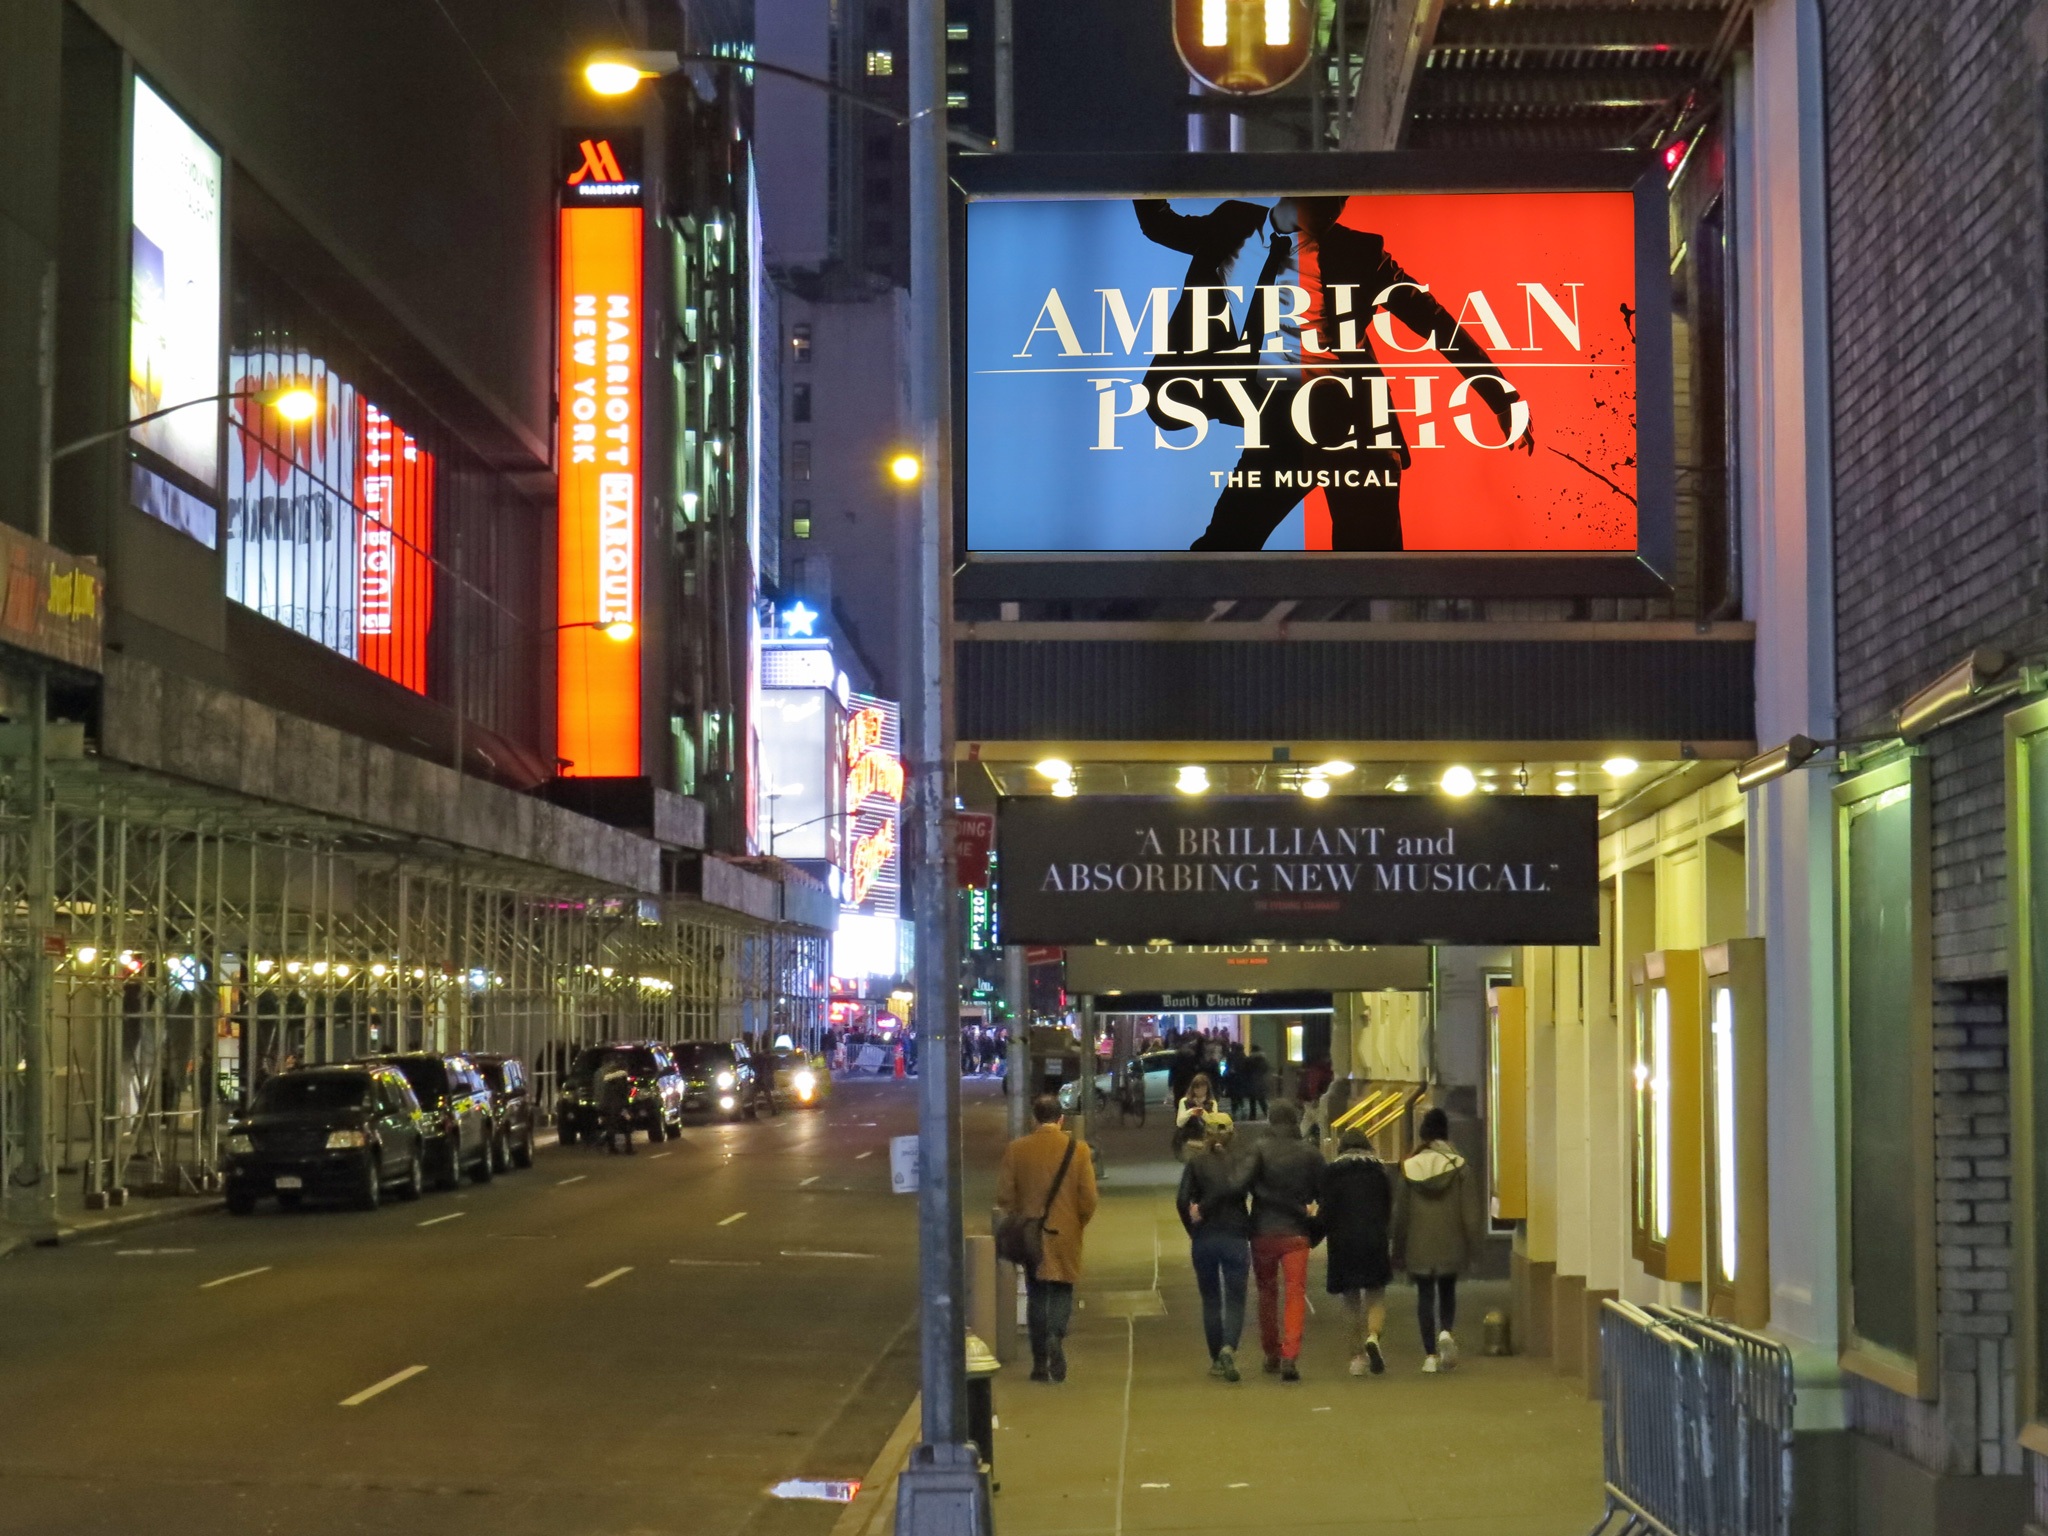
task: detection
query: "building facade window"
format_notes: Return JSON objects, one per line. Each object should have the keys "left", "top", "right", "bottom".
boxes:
{"left": 791, "top": 322, "right": 812, "bottom": 364}
{"left": 1835, "top": 754, "right": 1936, "bottom": 1399}
{"left": 792, "top": 499, "right": 812, "bottom": 539}
{"left": 791, "top": 441, "right": 812, "bottom": 481}
{"left": 791, "top": 382, "right": 812, "bottom": 423}
{"left": 865, "top": 49, "right": 893, "bottom": 75}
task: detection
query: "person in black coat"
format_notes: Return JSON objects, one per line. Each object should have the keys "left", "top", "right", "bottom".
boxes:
{"left": 1321, "top": 1127, "right": 1394, "bottom": 1375}
{"left": 1175, "top": 1111, "right": 1252, "bottom": 1382}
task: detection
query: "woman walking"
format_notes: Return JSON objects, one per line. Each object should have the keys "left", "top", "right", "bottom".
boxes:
{"left": 1172, "top": 1071, "right": 1218, "bottom": 1158}
{"left": 1320, "top": 1128, "right": 1394, "bottom": 1376}
{"left": 1175, "top": 1112, "right": 1251, "bottom": 1381}
{"left": 1392, "top": 1108, "right": 1485, "bottom": 1373}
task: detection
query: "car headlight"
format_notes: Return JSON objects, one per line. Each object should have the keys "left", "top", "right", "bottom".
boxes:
{"left": 718, "top": 1095, "right": 735, "bottom": 1110}
{"left": 715, "top": 1070, "right": 735, "bottom": 1090}
{"left": 793, "top": 1069, "right": 816, "bottom": 1096}
{"left": 228, "top": 1133, "right": 254, "bottom": 1154}
{"left": 325, "top": 1129, "right": 368, "bottom": 1149}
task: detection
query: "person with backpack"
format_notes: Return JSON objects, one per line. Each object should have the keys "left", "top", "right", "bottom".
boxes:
{"left": 1320, "top": 1127, "right": 1394, "bottom": 1376}
{"left": 1392, "top": 1107, "right": 1487, "bottom": 1373}
{"left": 995, "top": 1094, "right": 1100, "bottom": 1382}
{"left": 1175, "top": 1111, "right": 1251, "bottom": 1382}
{"left": 1233, "top": 1100, "right": 1324, "bottom": 1380}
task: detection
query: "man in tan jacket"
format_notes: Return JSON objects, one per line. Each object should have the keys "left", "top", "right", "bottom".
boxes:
{"left": 996, "top": 1094, "right": 1100, "bottom": 1381}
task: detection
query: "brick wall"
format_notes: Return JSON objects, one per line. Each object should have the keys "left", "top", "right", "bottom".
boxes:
{"left": 1826, "top": 0, "right": 2048, "bottom": 739}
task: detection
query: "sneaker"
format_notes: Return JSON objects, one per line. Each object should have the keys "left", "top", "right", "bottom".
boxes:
{"left": 1263, "top": 1354, "right": 1282, "bottom": 1376}
{"left": 1050, "top": 1348, "right": 1068, "bottom": 1384}
{"left": 1209, "top": 1355, "right": 1229, "bottom": 1379}
{"left": 1438, "top": 1330, "right": 1458, "bottom": 1369}
{"left": 1279, "top": 1358, "right": 1300, "bottom": 1383}
{"left": 1422, "top": 1355, "right": 1440, "bottom": 1374}
{"left": 1365, "top": 1338, "right": 1386, "bottom": 1375}
{"left": 1218, "top": 1346, "right": 1240, "bottom": 1383}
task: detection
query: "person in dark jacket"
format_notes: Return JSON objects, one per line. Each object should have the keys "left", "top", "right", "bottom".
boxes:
{"left": 1176, "top": 1112, "right": 1251, "bottom": 1382}
{"left": 1392, "top": 1107, "right": 1487, "bottom": 1373}
{"left": 1232, "top": 1101, "right": 1325, "bottom": 1380}
{"left": 597, "top": 1058, "right": 634, "bottom": 1155}
{"left": 1321, "top": 1128, "right": 1394, "bottom": 1375}
{"left": 1241, "top": 1044, "right": 1270, "bottom": 1121}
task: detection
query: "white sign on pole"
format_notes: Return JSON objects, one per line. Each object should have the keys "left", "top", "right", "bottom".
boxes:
{"left": 889, "top": 1134, "right": 919, "bottom": 1194}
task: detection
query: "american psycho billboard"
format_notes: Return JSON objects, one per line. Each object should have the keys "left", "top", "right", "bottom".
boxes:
{"left": 963, "top": 160, "right": 1662, "bottom": 561}
{"left": 998, "top": 795, "right": 1598, "bottom": 947}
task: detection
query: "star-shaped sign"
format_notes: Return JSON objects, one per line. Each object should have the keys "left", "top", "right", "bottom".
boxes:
{"left": 781, "top": 601, "right": 819, "bottom": 638}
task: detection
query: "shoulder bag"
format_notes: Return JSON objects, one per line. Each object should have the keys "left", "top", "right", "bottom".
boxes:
{"left": 996, "top": 1133, "right": 1079, "bottom": 1270}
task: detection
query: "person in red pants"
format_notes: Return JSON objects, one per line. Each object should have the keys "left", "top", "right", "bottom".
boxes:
{"left": 1232, "top": 1101, "right": 1326, "bottom": 1380}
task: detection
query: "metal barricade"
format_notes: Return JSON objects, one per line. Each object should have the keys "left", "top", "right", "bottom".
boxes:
{"left": 1590, "top": 1300, "right": 1797, "bottom": 1536}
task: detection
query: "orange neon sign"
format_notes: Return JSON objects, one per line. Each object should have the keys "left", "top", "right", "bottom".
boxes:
{"left": 356, "top": 400, "right": 432, "bottom": 693}
{"left": 556, "top": 202, "right": 643, "bottom": 776}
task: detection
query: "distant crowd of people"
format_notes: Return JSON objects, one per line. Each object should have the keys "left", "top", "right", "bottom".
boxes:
{"left": 995, "top": 1093, "right": 1483, "bottom": 1384}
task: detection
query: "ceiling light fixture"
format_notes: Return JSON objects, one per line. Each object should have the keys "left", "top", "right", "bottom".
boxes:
{"left": 1050, "top": 779, "right": 1077, "bottom": 798}
{"left": 1175, "top": 765, "right": 1210, "bottom": 795}
{"left": 1319, "top": 760, "right": 1355, "bottom": 776}
{"left": 1301, "top": 777, "right": 1330, "bottom": 799}
{"left": 1035, "top": 758, "right": 1072, "bottom": 780}
{"left": 1441, "top": 765, "right": 1476, "bottom": 797}
{"left": 1602, "top": 757, "right": 1640, "bottom": 777}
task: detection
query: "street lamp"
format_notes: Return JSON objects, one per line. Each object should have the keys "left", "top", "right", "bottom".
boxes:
{"left": 581, "top": 48, "right": 908, "bottom": 125}
{"left": 51, "top": 385, "right": 318, "bottom": 464}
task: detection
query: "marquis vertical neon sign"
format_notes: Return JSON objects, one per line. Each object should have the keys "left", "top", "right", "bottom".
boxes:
{"left": 557, "top": 131, "right": 644, "bottom": 776}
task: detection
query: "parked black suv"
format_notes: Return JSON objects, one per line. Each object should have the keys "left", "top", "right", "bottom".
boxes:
{"left": 671, "top": 1040, "right": 764, "bottom": 1122}
{"left": 556, "top": 1043, "right": 685, "bottom": 1144}
{"left": 472, "top": 1053, "right": 536, "bottom": 1171}
{"left": 225, "top": 1064, "right": 427, "bottom": 1213}
{"left": 363, "top": 1052, "right": 496, "bottom": 1188}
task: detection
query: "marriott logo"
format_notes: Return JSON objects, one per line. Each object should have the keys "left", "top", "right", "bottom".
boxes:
{"left": 597, "top": 473, "right": 634, "bottom": 624}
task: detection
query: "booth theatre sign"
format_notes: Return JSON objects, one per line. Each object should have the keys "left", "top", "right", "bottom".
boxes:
{"left": 998, "top": 795, "right": 1598, "bottom": 947}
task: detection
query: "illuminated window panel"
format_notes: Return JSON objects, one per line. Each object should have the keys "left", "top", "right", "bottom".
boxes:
{"left": 1629, "top": 950, "right": 1703, "bottom": 1282}
{"left": 1704, "top": 938, "right": 1770, "bottom": 1326}
{"left": 1487, "top": 986, "right": 1527, "bottom": 1221}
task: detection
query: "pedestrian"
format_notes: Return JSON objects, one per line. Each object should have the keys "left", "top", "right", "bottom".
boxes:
{"left": 1242, "top": 1043, "right": 1270, "bottom": 1121}
{"left": 1176, "top": 1111, "right": 1250, "bottom": 1382}
{"left": 1223, "top": 1041, "right": 1247, "bottom": 1118}
{"left": 995, "top": 1094, "right": 1100, "bottom": 1383}
{"left": 1321, "top": 1127, "right": 1394, "bottom": 1376}
{"left": 1235, "top": 1100, "right": 1324, "bottom": 1381}
{"left": 1172, "top": 1071, "right": 1218, "bottom": 1158}
{"left": 1392, "top": 1107, "right": 1486, "bottom": 1373}
{"left": 597, "top": 1056, "right": 635, "bottom": 1155}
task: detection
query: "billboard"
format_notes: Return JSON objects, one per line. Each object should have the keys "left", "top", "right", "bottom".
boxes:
{"left": 129, "top": 78, "right": 222, "bottom": 492}
{"left": 557, "top": 131, "right": 645, "bottom": 777}
{"left": 844, "top": 694, "right": 903, "bottom": 917}
{"left": 760, "top": 685, "right": 846, "bottom": 866}
{"left": 997, "top": 794, "right": 1599, "bottom": 946}
{"left": 958, "top": 155, "right": 1671, "bottom": 593}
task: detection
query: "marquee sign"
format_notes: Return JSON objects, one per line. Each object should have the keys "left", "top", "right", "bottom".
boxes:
{"left": 998, "top": 794, "right": 1599, "bottom": 946}
{"left": 557, "top": 130, "right": 644, "bottom": 776}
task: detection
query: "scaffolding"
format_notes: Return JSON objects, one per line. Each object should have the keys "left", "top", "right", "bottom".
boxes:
{"left": 0, "top": 758, "right": 828, "bottom": 1203}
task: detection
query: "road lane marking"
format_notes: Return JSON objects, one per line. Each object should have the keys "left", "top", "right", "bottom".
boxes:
{"left": 586, "top": 1266, "right": 634, "bottom": 1289}
{"left": 556, "top": 1175, "right": 587, "bottom": 1186}
{"left": 417, "top": 1212, "right": 466, "bottom": 1228}
{"left": 199, "top": 1266, "right": 272, "bottom": 1289}
{"left": 717, "top": 1211, "right": 748, "bottom": 1226}
{"left": 650, "top": 1151, "right": 673, "bottom": 1160}
{"left": 670, "top": 1257, "right": 762, "bottom": 1268}
{"left": 340, "top": 1365, "right": 427, "bottom": 1407}
{"left": 799, "top": 1175, "right": 820, "bottom": 1186}
{"left": 780, "top": 1249, "right": 875, "bottom": 1261}
{"left": 854, "top": 1151, "right": 873, "bottom": 1160}
{"left": 116, "top": 1248, "right": 195, "bottom": 1256}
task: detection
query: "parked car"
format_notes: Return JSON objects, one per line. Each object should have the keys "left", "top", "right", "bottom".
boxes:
{"left": 670, "top": 1040, "right": 764, "bottom": 1121}
{"left": 472, "top": 1053, "right": 537, "bottom": 1171}
{"left": 224, "top": 1063, "right": 427, "bottom": 1213}
{"left": 363, "top": 1051, "right": 496, "bottom": 1188}
{"left": 556, "top": 1043, "right": 685, "bottom": 1144}
{"left": 758, "top": 1047, "right": 830, "bottom": 1111}
{"left": 1058, "top": 1049, "right": 1178, "bottom": 1114}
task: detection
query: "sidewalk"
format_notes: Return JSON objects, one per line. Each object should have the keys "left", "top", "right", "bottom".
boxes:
{"left": 986, "top": 1121, "right": 1605, "bottom": 1535}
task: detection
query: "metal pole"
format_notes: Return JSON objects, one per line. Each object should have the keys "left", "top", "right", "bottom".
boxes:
{"left": 1078, "top": 994, "right": 1097, "bottom": 1149}
{"left": 896, "top": 0, "right": 989, "bottom": 1528}
{"left": 1004, "top": 944, "right": 1028, "bottom": 1141}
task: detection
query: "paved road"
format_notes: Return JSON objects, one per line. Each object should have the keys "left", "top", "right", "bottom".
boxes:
{"left": 0, "top": 1077, "right": 998, "bottom": 1536}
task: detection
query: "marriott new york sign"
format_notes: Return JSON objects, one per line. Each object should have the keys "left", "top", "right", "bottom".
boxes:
{"left": 997, "top": 795, "right": 1598, "bottom": 947}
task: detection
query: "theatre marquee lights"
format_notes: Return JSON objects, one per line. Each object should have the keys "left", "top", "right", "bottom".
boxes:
{"left": 557, "top": 130, "right": 645, "bottom": 777}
